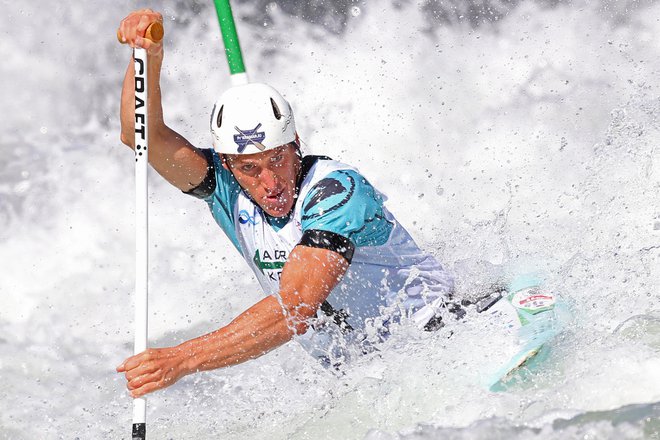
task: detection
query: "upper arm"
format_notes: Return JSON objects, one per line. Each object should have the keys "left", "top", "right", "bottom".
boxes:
{"left": 278, "top": 245, "right": 349, "bottom": 334}
{"left": 148, "top": 125, "right": 210, "bottom": 192}
{"left": 122, "top": 122, "right": 209, "bottom": 192}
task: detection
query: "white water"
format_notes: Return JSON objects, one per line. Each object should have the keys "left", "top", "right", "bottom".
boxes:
{"left": 1, "top": 1, "right": 659, "bottom": 438}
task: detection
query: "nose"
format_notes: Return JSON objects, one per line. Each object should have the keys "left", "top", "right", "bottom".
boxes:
{"left": 260, "top": 168, "right": 280, "bottom": 193}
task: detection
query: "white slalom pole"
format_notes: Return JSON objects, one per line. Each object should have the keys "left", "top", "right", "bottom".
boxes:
{"left": 132, "top": 46, "right": 149, "bottom": 440}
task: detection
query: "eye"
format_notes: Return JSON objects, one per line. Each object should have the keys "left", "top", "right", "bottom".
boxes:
{"left": 271, "top": 154, "right": 284, "bottom": 164}
{"left": 240, "top": 163, "right": 256, "bottom": 172}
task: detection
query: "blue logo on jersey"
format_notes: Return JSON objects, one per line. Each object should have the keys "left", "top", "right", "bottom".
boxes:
{"left": 233, "top": 123, "right": 266, "bottom": 153}
{"left": 238, "top": 208, "right": 259, "bottom": 225}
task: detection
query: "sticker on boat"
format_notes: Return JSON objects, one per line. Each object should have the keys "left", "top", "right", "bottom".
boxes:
{"left": 511, "top": 287, "right": 555, "bottom": 313}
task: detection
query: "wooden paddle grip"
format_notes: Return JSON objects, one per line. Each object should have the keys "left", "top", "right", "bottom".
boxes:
{"left": 117, "top": 21, "right": 164, "bottom": 44}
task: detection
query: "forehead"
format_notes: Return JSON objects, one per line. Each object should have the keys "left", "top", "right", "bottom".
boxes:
{"left": 225, "top": 145, "right": 292, "bottom": 163}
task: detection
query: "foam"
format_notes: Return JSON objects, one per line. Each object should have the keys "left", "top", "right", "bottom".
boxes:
{"left": 1, "top": 1, "right": 659, "bottom": 438}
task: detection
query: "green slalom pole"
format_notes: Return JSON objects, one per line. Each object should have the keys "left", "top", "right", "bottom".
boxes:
{"left": 213, "top": 0, "right": 249, "bottom": 85}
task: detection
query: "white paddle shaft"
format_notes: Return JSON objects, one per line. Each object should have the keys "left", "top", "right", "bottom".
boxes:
{"left": 132, "top": 47, "right": 149, "bottom": 436}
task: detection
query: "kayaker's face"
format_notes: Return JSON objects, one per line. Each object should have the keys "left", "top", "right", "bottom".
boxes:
{"left": 224, "top": 144, "right": 301, "bottom": 217}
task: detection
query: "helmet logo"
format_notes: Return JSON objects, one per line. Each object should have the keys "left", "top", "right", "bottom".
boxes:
{"left": 233, "top": 124, "right": 267, "bottom": 153}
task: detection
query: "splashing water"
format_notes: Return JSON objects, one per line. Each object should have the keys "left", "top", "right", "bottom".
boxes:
{"left": 1, "top": 0, "right": 659, "bottom": 439}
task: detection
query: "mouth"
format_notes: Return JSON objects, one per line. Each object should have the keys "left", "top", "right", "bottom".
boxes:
{"left": 263, "top": 188, "right": 285, "bottom": 205}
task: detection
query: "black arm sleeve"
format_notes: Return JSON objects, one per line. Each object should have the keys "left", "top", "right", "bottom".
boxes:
{"left": 182, "top": 148, "right": 217, "bottom": 199}
{"left": 298, "top": 229, "right": 355, "bottom": 263}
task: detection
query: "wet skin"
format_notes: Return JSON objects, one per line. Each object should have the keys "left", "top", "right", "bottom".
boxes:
{"left": 116, "top": 9, "right": 348, "bottom": 400}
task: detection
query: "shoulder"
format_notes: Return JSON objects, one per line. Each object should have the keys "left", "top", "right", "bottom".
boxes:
{"left": 206, "top": 149, "right": 242, "bottom": 201}
{"left": 182, "top": 148, "right": 241, "bottom": 202}
{"left": 301, "top": 168, "right": 393, "bottom": 247}
{"left": 302, "top": 169, "right": 375, "bottom": 219}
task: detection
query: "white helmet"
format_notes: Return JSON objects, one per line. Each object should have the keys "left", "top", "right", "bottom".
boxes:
{"left": 210, "top": 83, "right": 296, "bottom": 155}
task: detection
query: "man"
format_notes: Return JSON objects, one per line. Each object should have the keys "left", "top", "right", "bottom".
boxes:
{"left": 116, "top": 9, "right": 454, "bottom": 399}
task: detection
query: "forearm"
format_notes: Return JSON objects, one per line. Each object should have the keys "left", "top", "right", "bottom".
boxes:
{"left": 116, "top": 246, "right": 348, "bottom": 398}
{"left": 178, "top": 295, "right": 303, "bottom": 373}
{"left": 176, "top": 246, "right": 347, "bottom": 375}
{"left": 120, "top": 51, "right": 165, "bottom": 147}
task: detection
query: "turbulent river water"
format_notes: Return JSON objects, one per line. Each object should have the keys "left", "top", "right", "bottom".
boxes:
{"left": 1, "top": 1, "right": 659, "bottom": 439}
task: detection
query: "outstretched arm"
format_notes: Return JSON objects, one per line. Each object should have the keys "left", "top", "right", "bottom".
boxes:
{"left": 117, "top": 245, "right": 349, "bottom": 398}
{"left": 118, "top": 8, "right": 209, "bottom": 192}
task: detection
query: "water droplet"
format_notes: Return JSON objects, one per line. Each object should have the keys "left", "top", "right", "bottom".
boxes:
{"left": 40, "top": 126, "right": 47, "bottom": 134}
{"left": 14, "top": 180, "right": 30, "bottom": 194}
{"left": 350, "top": 6, "right": 361, "bottom": 17}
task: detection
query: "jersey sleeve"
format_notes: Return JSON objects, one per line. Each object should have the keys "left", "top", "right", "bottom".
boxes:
{"left": 183, "top": 148, "right": 243, "bottom": 252}
{"left": 300, "top": 170, "right": 394, "bottom": 259}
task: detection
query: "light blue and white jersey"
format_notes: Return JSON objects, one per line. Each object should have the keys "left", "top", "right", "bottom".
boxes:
{"left": 195, "top": 151, "right": 454, "bottom": 363}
